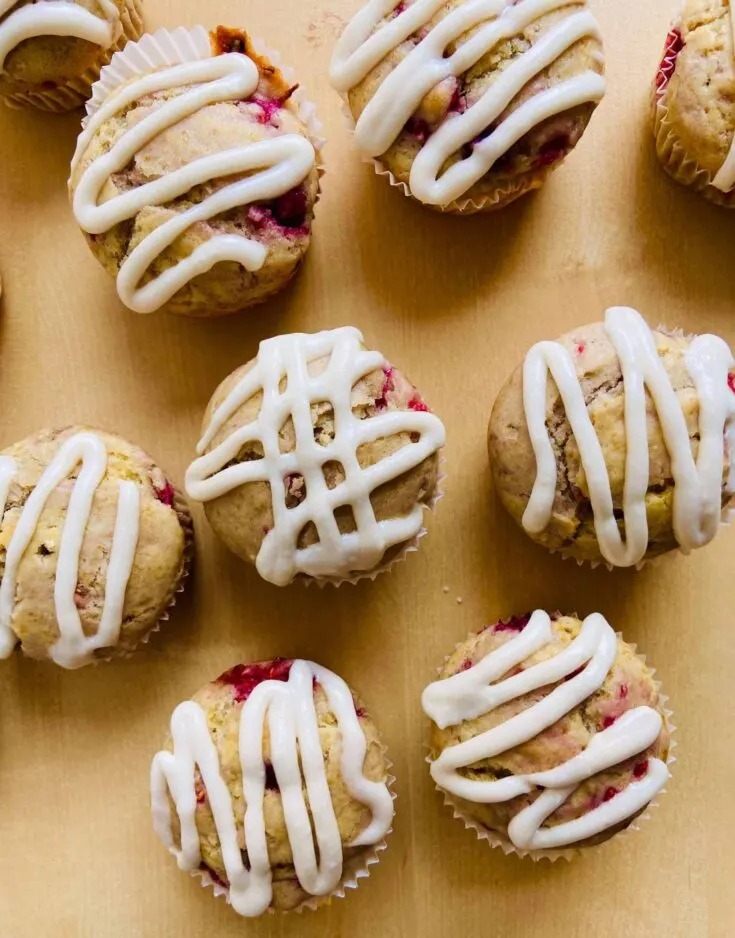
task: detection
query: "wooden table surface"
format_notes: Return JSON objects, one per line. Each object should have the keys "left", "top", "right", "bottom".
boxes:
{"left": 0, "top": 1, "right": 731, "bottom": 935}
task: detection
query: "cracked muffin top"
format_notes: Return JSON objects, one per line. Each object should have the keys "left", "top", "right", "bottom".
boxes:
{"left": 653, "top": 0, "right": 735, "bottom": 196}
{"left": 185, "top": 327, "right": 446, "bottom": 586}
{"left": 69, "top": 26, "right": 320, "bottom": 317}
{"left": 423, "top": 611, "right": 671, "bottom": 854}
{"left": 330, "top": 0, "right": 605, "bottom": 211}
{"left": 488, "top": 307, "right": 735, "bottom": 565}
{"left": 0, "top": 425, "right": 191, "bottom": 668}
{"left": 151, "top": 658, "right": 394, "bottom": 916}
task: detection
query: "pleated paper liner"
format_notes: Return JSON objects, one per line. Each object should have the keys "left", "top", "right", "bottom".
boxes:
{"left": 83, "top": 24, "right": 326, "bottom": 184}
{"left": 425, "top": 616, "right": 676, "bottom": 862}
{"left": 652, "top": 19, "right": 735, "bottom": 208}
{"left": 193, "top": 748, "right": 396, "bottom": 916}
{"left": 0, "top": 0, "right": 144, "bottom": 112}
{"left": 308, "top": 456, "right": 447, "bottom": 588}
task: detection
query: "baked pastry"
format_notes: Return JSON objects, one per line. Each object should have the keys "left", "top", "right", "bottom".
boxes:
{"left": 329, "top": 0, "right": 605, "bottom": 212}
{"left": 653, "top": 0, "right": 735, "bottom": 206}
{"left": 0, "top": 0, "right": 143, "bottom": 111}
{"left": 151, "top": 658, "right": 394, "bottom": 916}
{"left": 185, "top": 326, "right": 445, "bottom": 585}
{"left": 488, "top": 306, "right": 735, "bottom": 566}
{"left": 422, "top": 611, "right": 671, "bottom": 855}
{"left": 0, "top": 426, "right": 191, "bottom": 668}
{"left": 69, "top": 25, "right": 321, "bottom": 316}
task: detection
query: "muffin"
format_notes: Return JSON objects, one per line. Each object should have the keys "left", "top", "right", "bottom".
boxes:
{"left": 422, "top": 611, "right": 672, "bottom": 856}
{"left": 329, "top": 0, "right": 605, "bottom": 213}
{"left": 488, "top": 306, "right": 735, "bottom": 566}
{"left": 185, "top": 326, "right": 446, "bottom": 586}
{"left": 69, "top": 25, "right": 322, "bottom": 316}
{"left": 0, "top": 425, "right": 191, "bottom": 668}
{"left": 0, "top": 0, "right": 143, "bottom": 111}
{"left": 652, "top": 0, "right": 735, "bottom": 205}
{"left": 151, "top": 658, "right": 394, "bottom": 916}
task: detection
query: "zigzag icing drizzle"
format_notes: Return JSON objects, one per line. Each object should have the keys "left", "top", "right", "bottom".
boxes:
{"left": 329, "top": 0, "right": 605, "bottom": 205}
{"left": 151, "top": 660, "right": 394, "bottom": 918}
{"left": 522, "top": 306, "right": 735, "bottom": 567}
{"left": 0, "top": 0, "right": 121, "bottom": 72}
{"left": 422, "top": 611, "right": 669, "bottom": 851}
{"left": 70, "top": 40, "right": 316, "bottom": 313}
{"left": 185, "top": 327, "right": 446, "bottom": 585}
{"left": 0, "top": 431, "right": 140, "bottom": 669}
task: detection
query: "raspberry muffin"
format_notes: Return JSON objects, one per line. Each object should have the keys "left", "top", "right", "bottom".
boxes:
{"left": 653, "top": 0, "right": 735, "bottom": 205}
{"left": 330, "top": 0, "right": 605, "bottom": 212}
{"left": 151, "top": 658, "right": 394, "bottom": 916}
{"left": 185, "top": 326, "right": 446, "bottom": 586}
{"left": 488, "top": 306, "right": 735, "bottom": 566}
{"left": 0, "top": 425, "right": 192, "bottom": 669}
{"left": 69, "top": 25, "right": 321, "bottom": 316}
{"left": 422, "top": 611, "right": 672, "bottom": 856}
{"left": 0, "top": 0, "right": 143, "bottom": 111}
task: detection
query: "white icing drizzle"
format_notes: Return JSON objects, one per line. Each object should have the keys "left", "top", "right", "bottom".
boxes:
{"left": 0, "top": 0, "right": 120, "bottom": 72}
{"left": 712, "top": 10, "right": 735, "bottom": 191}
{"left": 70, "top": 49, "right": 316, "bottom": 314}
{"left": 329, "top": 0, "right": 605, "bottom": 205}
{"left": 0, "top": 431, "right": 140, "bottom": 669}
{"left": 151, "top": 659, "right": 394, "bottom": 918}
{"left": 185, "top": 327, "right": 446, "bottom": 585}
{"left": 422, "top": 611, "right": 669, "bottom": 851}
{"left": 522, "top": 306, "right": 735, "bottom": 567}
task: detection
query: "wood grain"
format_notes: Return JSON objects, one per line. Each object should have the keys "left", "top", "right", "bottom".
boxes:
{"left": 0, "top": 1, "right": 730, "bottom": 936}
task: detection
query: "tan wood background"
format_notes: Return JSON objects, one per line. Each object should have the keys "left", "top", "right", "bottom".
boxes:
{"left": 0, "top": 1, "right": 732, "bottom": 935}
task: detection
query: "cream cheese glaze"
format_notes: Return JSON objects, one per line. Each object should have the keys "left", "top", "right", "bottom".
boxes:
{"left": 422, "top": 611, "right": 669, "bottom": 851}
{"left": 521, "top": 306, "right": 735, "bottom": 567}
{"left": 185, "top": 327, "right": 446, "bottom": 585}
{"left": 151, "top": 660, "right": 394, "bottom": 918}
{"left": 0, "top": 431, "right": 140, "bottom": 669}
{"left": 329, "top": 0, "right": 605, "bottom": 205}
{"left": 70, "top": 43, "right": 316, "bottom": 314}
{"left": 0, "top": 0, "right": 121, "bottom": 72}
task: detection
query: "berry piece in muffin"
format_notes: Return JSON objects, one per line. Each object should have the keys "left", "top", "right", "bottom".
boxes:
{"left": 330, "top": 0, "right": 605, "bottom": 212}
{"left": 185, "top": 327, "right": 446, "bottom": 585}
{"left": 422, "top": 611, "right": 671, "bottom": 854}
{"left": 69, "top": 25, "right": 321, "bottom": 316}
{"left": 151, "top": 659, "right": 394, "bottom": 916}
{"left": 0, "top": 0, "right": 144, "bottom": 111}
{"left": 488, "top": 306, "right": 735, "bottom": 566}
{"left": 653, "top": 0, "right": 735, "bottom": 205}
{"left": 0, "top": 426, "right": 191, "bottom": 668}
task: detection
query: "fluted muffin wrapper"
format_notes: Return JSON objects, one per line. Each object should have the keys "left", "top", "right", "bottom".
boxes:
{"left": 308, "top": 455, "right": 446, "bottom": 588}
{"left": 652, "top": 19, "right": 735, "bottom": 208}
{"left": 337, "top": 96, "right": 551, "bottom": 214}
{"left": 426, "top": 618, "right": 676, "bottom": 862}
{"left": 1, "top": 0, "right": 144, "bottom": 112}
{"left": 192, "top": 749, "right": 396, "bottom": 915}
{"left": 84, "top": 25, "right": 326, "bottom": 181}
{"left": 96, "top": 480, "right": 194, "bottom": 664}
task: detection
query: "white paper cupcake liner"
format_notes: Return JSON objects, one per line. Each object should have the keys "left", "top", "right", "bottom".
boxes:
{"left": 1, "top": 0, "right": 144, "bottom": 112}
{"left": 652, "top": 18, "right": 735, "bottom": 208}
{"left": 192, "top": 750, "right": 396, "bottom": 916}
{"left": 308, "top": 455, "right": 446, "bottom": 588}
{"left": 425, "top": 616, "right": 676, "bottom": 862}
